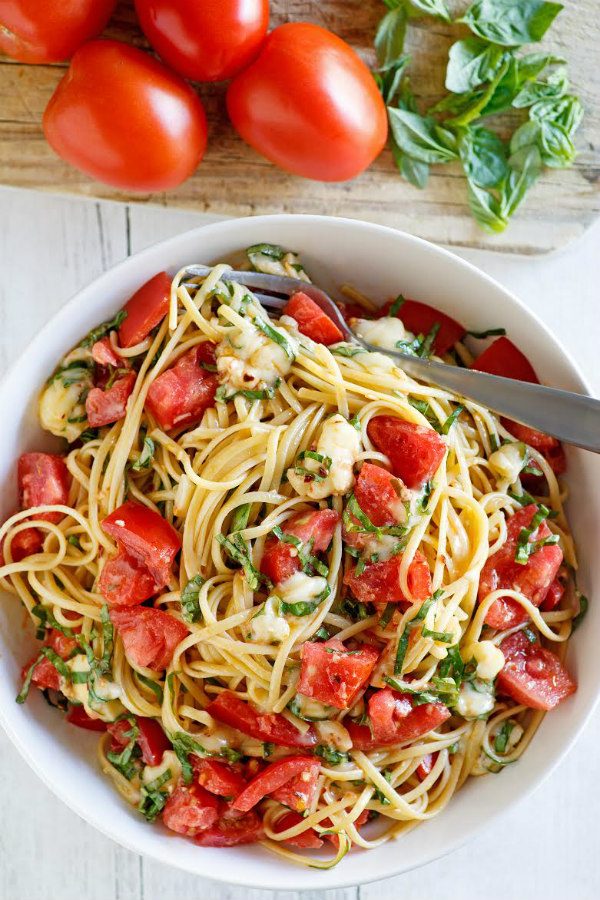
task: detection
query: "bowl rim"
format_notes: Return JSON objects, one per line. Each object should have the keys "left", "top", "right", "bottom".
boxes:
{"left": 0, "top": 213, "right": 598, "bottom": 890}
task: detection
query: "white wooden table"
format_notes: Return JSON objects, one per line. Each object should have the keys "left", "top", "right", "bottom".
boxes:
{"left": 1, "top": 186, "right": 599, "bottom": 900}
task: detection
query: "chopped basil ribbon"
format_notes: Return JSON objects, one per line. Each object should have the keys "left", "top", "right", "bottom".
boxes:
{"left": 514, "top": 505, "right": 559, "bottom": 564}
{"left": 231, "top": 503, "right": 252, "bottom": 533}
{"left": 315, "top": 626, "right": 330, "bottom": 641}
{"left": 341, "top": 596, "right": 375, "bottom": 623}
{"left": 439, "top": 405, "right": 465, "bottom": 434}
{"left": 217, "top": 533, "right": 268, "bottom": 591}
{"left": 389, "top": 295, "right": 406, "bottom": 317}
{"left": 107, "top": 717, "right": 140, "bottom": 781}
{"left": 331, "top": 345, "right": 364, "bottom": 358}
{"left": 281, "top": 584, "right": 331, "bottom": 618}
{"left": 494, "top": 719, "right": 516, "bottom": 754}
{"left": 180, "top": 575, "right": 205, "bottom": 624}
{"left": 139, "top": 769, "right": 172, "bottom": 821}
{"left": 572, "top": 593, "right": 588, "bottom": 631}
{"left": 466, "top": 327, "right": 507, "bottom": 338}
{"left": 395, "top": 324, "right": 440, "bottom": 359}
{"left": 170, "top": 731, "right": 210, "bottom": 784}
{"left": 254, "top": 318, "right": 295, "bottom": 359}
{"left": 315, "top": 745, "right": 349, "bottom": 767}
{"left": 137, "top": 673, "right": 164, "bottom": 705}
{"left": 507, "top": 488, "right": 537, "bottom": 507}
{"left": 81, "top": 310, "right": 127, "bottom": 348}
{"left": 67, "top": 534, "right": 82, "bottom": 549}
{"left": 215, "top": 384, "right": 278, "bottom": 403}
{"left": 131, "top": 437, "right": 155, "bottom": 471}
{"left": 379, "top": 602, "right": 396, "bottom": 629}
{"left": 422, "top": 626, "right": 454, "bottom": 643}
{"left": 246, "top": 242, "right": 285, "bottom": 262}
{"left": 271, "top": 525, "right": 329, "bottom": 577}
{"left": 393, "top": 591, "right": 443, "bottom": 675}
{"left": 343, "top": 493, "right": 408, "bottom": 542}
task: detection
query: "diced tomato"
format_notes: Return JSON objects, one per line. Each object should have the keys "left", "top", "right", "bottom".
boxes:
{"left": 0, "top": 525, "right": 43, "bottom": 564}
{"left": 284, "top": 291, "right": 344, "bottom": 346}
{"left": 66, "top": 705, "right": 108, "bottom": 731}
{"left": 260, "top": 508, "right": 339, "bottom": 585}
{"left": 110, "top": 606, "right": 189, "bottom": 671}
{"left": 98, "top": 548, "right": 159, "bottom": 607}
{"left": 193, "top": 807, "right": 263, "bottom": 846}
{"left": 347, "top": 690, "right": 450, "bottom": 751}
{"left": 207, "top": 691, "right": 317, "bottom": 748}
{"left": 497, "top": 631, "right": 576, "bottom": 711}
{"left": 272, "top": 811, "right": 323, "bottom": 849}
{"left": 193, "top": 758, "right": 247, "bottom": 799}
{"left": 416, "top": 752, "right": 437, "bottom": 781}
{"left": 91, "top": 337, "right": 122, "bottom": 367}
{"left": 354, "top": 462, "right": 404, "bottom": 528}
{"left": 298, "top": 639, "right": 379, "bottom": 709}
{"left": 270, "top": 758, "right": 321, "bottom": 814}
{"left": 502, "top": 419, "right": 567, "bottom": 478}
{"left": 162, "top": 783, "right": 222, "bottom": 836}
{"left": 480, "top": 505, "right": 563, "bottom": 630}
{"left": 22, "top": 653, "right": 61, "bottom": 692}
{"left": 102, "top": 500, "right": 181, "bottom": 586}
{"left": 107, "top": 715, "right": 170, "bottom": 765}
{"left": 367, "top": 416, "right": 446, "bottom": 489}
{"left": 107, "top": 718, "right": 134, "bottom": 752}
{"left": 471, "top": 336, "right": 539, "bottom": 384}
{"left": 339, "top": 302, "right": 374, "bottom": 323}
{"left": 380, "top": 298, "right": 466, "bottom": 355}
{"left": 541, "top": 575, "right": 565, "bottom": 612}
{"left": 86, "top": 372, "right": 136, "bottom": 428}
{"left": 118, "top": 272, "right": 172, "bottom": 349}
{"left": 344, "top": 551, "right": 432, "bottom": 607}
{"left": 233, "top": 756, "right": 320, "bottom": 813}
{"left": 146, "top": 343, "right": 217, "bottom": 431}
{"left": 46, "top": 628, "right": 78, "bottom": 660}
{"left": 18, "top": 452, "right": 71, "bottom": 524}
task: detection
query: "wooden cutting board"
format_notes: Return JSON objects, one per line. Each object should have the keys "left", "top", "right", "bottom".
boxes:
{"left": 0, "top": 0, "right": 598, "bottom": 254}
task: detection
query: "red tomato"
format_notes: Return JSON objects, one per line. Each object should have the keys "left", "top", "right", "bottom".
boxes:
{"left": 137, "top": 718, "right": 171, "bottom": 765}
{"left": 0, "top": 525, "right": 43, "bottom": 565}
{"left": 283, "top": 292, "right": 344, "bottom": 346}
{"left": 298, "top": 639, "right": 379, "bottom": 710}
{"left": 86, "top": 372, "right": 136, "bottom": 428}
{"left": 46, "top": 628, "right": 78, "bottom": 660}
{"left": 162, "top": 783, "right": 222, "bottom": 836}
{"left": 18, "top": 453, "right": 70, "bottom": 524}
{"left": 233, "top": 756, "right": 320, "bottom": 813}
{"left": 339, "top": 302, "right": 374, "bottom": 323}
{"left": 380, "top": 298, "right": 466, "bottom": 355}
{"left": 416, "top": 752, "right": 437, "bottom": 781}
{"left": 227, "top": 23, "right": 388, "bottom": 182}
{"left": 541, "top": 575, "right": 565, "bottom": 612}
{"left": 367, "top": 416, "right": 446, "bottom": 489}
{"left": 270, "top": 758, "right": 321, "bottom": 814}
{"left": 502, "top": 419, "right": 566, "bottom": 478}
{"left": 118, "top": 273, "right": 172, "bottom": 349}
{"left": 207, "top": 691, "right": 317, "bottom": 749}
{"left": 193, "top": 758, "right": 247, "bottom": 799}
{"left": 98, "top": 548, "right": 159, "bottom": 607}
{"left": 91, "top": 337, "right": 122, "bottom": 368}
{"left": 323, "top": 808, "right": 369, "bottom": 849}
{"left": 110, "top": 606, "right": 189, "bottom": 671}
{"left": 344, "top": 551, "right": 432, "bottom": 607}
{"left": 348, "top": 690, "right": 450, "bottom": 751}
{"left": 272, "top": 811, "right": 323, "bottom": 849}
{"left": 22, "top": 654, "right": 61, "bottom": 692}
{"left": 134, "top": 0, "right": 269, "bottom": 83}
{"left": 43, "top": 41, "right": 207, "bottom": 192}
{"left": 497, "top": 631, "right": 576, "bottom": 710}
{"left": 260, "top": 508, "right": 339, "bottom": 585}
{"left": 66, "top": 705, "right": 108, "bottom": 731}
{"left": 0, "top": 1, "right": 116, "bottom": 63}
{"left": 107, "top": 718, "right": 134, "bottom": 752}
{"left": 146, "top": 344, "right": 218, "bottom": 431}
{"left": 471, "top": 336, "right": 539, "bottom": 384}
{"left": 102, "top": 500, "right": 181, "bottom": 585}
{"left": 353, "top": 463, "right": 404, "bottom": 528}
{"left": 480, "top": 505, "right": 563, "bottom": 630}
{"left": 194, "top": 807, "right": 263, "bottom": 846}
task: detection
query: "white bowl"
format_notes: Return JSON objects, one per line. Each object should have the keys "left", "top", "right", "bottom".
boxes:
{"left": 0, "top": 215, "right": 598, "bottom": 890}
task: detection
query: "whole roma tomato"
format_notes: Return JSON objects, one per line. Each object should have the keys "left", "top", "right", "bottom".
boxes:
{"left": 227, "top": 22, "right": 388, "bottom": 182}
{"left": 0, "top": 0, "right": 116, "bottom": 63}
{"left": 43, "top": 41, "right": 208, "bottom": 192}
{"left": 134, "top": 0, "right": 269, "bottom": 83}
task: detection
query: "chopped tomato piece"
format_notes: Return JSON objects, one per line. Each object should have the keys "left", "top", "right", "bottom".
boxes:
{"left": 347, "top": 689, "right": 450, "bottom": 750}
{"left": 344, "top": 551, "right": 432, "bottom": 606}
{"left": 339, "top": 302, "right": 374, "bottom": 323}
{"left": 22, "top": 654, "right": 61, "bottom": 692}
{"left": 102, "top": 500, "right": 181, "bottom": 586}
{"left": 480, "top": 505, "right": 563, "bottom": 630}
{"left": 354, "top": 462, "right": 404, "bottom": 527}
{"left": 193, "top": 807, "right": 263, "bottom": 846}
{"left": 146, "top": 343, "right": 217, "bottom": 431}
{"left": 367, "top": 416, "right": 446, "bottom": 489}
{"left": 284, "top": 291, "right": 344, "bottom": 346}
{"left": 118, "top": 272, "right": 172, "bottom": 348}
{"left": 0, "top": 525, "right": 43, "bottom": 564}
{"left": 207, "top": 691, "right": 317, "bottom": 748}
{"left": 45, "top": 628, "right": 78, "bottom": 660}
{"left": 18, "top": 452, "right": 70, "bottom": 524}
{"left": 416, "top": 752, "right": 437, "bottom": 781}
{"left": 502, "top": 419, "right": 566, "bottom": 479}
{"left": 86, "top": 372, "right": 136, "bottom": 428}
{"left": 66, "top": 705, "right": 108, "bottom": 731}
{"left": 98, "top": 548, "right": 159, "bottom": 607}
{"left": 298, "top": 639, "right": 379, "bottom": 710}
{"left": 162, "top": 783, "right": 222, "bottom": 836}
{"left": 380, "top": 298, "right": 466, "bottom": 355}
{"left": 497, "top": 631, "right": 576, "bottom": 711}
{"left": 471, "top": 336, "right": 539, "bottom": 384}
{"left": 193, "top": 758, "right": 247, "bottom": 799}
{"left": 541, "top": 575, "right": 565, "bottom": 612}
{"left": 270, "top": 758, "right": 321, "bottom": 814}
{"left": 110, "top": 606, "right": 189, "bottom": 671}
{"left": 260, "top": 508, "right": 339, "bottom": 585}
{"left": 233, "top": 756, "right": 320, "bottom": 813}
{"left": 272, "top": 811, "right": 323, "bottom": 849}
{"left": 107, "top": 715, "right": 171, "bottom": 765}
{"left": 91, "top": 337, "right": 122, "bottom": 367}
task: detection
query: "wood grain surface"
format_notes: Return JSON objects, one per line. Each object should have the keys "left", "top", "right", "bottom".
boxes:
{"left": 0, "top": 0, "right": 599, "bottom": 255}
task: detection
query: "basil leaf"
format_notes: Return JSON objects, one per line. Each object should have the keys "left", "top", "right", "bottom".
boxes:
{"left": 246, "top": 243, "right": 285, "bottom": 262}
{"left": 494, "top": 719, "right": 515, "bottom": 754}
{"left": 139, "top": 769, "right": 172, "bottom": 821}
{"left": 217, "top": 533, "right": 266, "bottom": 591}
{"left": 513, "top": 64, "right": 568, "bottom": 108}
{"left": 375, "top": 5, "right": 408, "bottom": 72}
{"left": 459, "top": 127, "right": 509, "bottom": 189}
{"left": 446, "top": 37, "right": 506, "bottom": 94}
{"left": 315, "top": 745, "right": 349, "bottom": 767}
{"left": 80, "top": 310, "right": 127, "bottom": 348}
{"left": 254, "top": 318, "right": 295, "bottom": 359}
{"left": 379, "top": 602, "right": 396, "bottom": 629}
{"left": 388, "top": 108, "right": 458, "bottom": 164}
{"left": 531, "top": 95, "right": 584, "bottom": 136}
{"left": 439, "top": 404, "right": 465, "bottom": 434}
{"left": 408, "top": 0, "right": 451, "bottom": 21}
{"left": 231, "top": 503, "right": 252, "bottom": 532}
{"left": 170, "top": 731, "right": 209, "bottom": 784}
{"left": 137, "top": 673, "right": 164, "bottom": 705}
{"left": 131, "top": 437, "right": 155, "bottom": 471}
{"left": 572, "top": 594, "right": 588, "bottom": 631}
{"left": 180, "top": 574, "right": 205, "bottom": 624}
{"left": 461, "top": 0, "right": 563, "bottom": 47}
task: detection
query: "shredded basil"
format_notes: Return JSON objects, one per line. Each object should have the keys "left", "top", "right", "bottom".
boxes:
{"left": 494, "top": 719, "right": 516, "bottom": 754}
{"left": 379, "top": 602, "right": 396, "bottom": 629}
{"left": 254, "top": 318, "right": 295, "bottom": 359}
{"left": 137, "top": 673, "right": 164, "bottom": 705}
{"left": 131, "top": 437, "right": 155, "bottom": 471}
{"left": 281, "top": 584, "right": 331, "bottom": 618}
{"left": 180, "top": 574, "right": 205, "bottom": 624}
{"left": 139, "top": 769, "right": 172, "bottom": 821}
{"left": 439, "top": 405, "right": 465, "bottom": 434}
{"left": 246, "top": 243, "right": 285, "bottom": 262}
{"left": 389, "top": 295, "right": 406, "bottom": 317}
{"left": 315, "top": 745, "right": 349, "bottom": 767}
{"left": 572, "top": 593, "right": 588, "bottom": 631}
{"left": 330, "top": 344, "right": 364, "bottom": 358}
{"left": 231, "top": 503, "right": 252, "bottom": 532}
{"left": 217, "top": 533, "right": 267, "bottom": 591}
{"left": 514, "top": 505, "right": 558, "bottom": 564}
{"left": 466, "top": 327, "right": 507, "bottom": 339}
{"left": 170, "top": 731, "right": 209, "bottom": 784}
{"left": 81, "top": 311, "right": 127, "bottom": 348}
{"left": 422, "top": 626, "right": 454, "bottom": 643}
{"left": 271, "top": 525, "right": 329, "bottom": 578}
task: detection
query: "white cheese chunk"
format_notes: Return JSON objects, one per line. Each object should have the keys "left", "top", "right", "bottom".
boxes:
{"left": 249, "top": 595, "right": 291, "bottom": 644}
{"left": 455, "top": 680, "right": 495, "bottom": 719}
{"left": 287, "top": 414, "right": 362, "bottom": 500}
{"left": 353, "top": 316, "right": 410, "bottom": 351}
{"left": 488, "top": 441, "right": 527, "bottom": 485}
{"left": 464, "top": 640, "right": 506, "bottom": 681}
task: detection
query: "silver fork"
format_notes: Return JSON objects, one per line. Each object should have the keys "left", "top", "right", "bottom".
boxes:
{"left": 183, "top": 265, "right": 600, "bottom": 454}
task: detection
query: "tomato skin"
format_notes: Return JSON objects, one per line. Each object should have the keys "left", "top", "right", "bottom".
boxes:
{"left": 102, "top": 500, "right": 181, "bottom": 585}
{"left": 367, "top": 416, "right": 446, "bottom": 489}
{"left": 298, "top": 639, "right": 379, "bottom": 710}
{"left": 134, "top": 0, "right": 269, "bottom": 83}
{"left": 145, "top": 344, "right": 218, "bottom": 431}
{"left": 43, "top": 41, "right": 208, "bottom": 192}
{"left": 272, "top": 811, "right": 323, "bottom": 849}
{"left": 270, "top": 759, "right": 321, "bottom": 814}
{"left": 18, "top": 453, "right": 70, "bottom": 524}
{"left": 260, "top": 509, "right": 339, "bottom": 585}
{"left": 471, "top": 336, "right": 539, "bottom": 384}
{"left": 227, "top": 22, "right": 388, "bottom": 182}
{"left": 194, "top": 807, "right": 263, "bottom": 846}
{"left": 354, "top": 463, "right": 403, "bottom": 528}
{"left": 98, "top": 548, "right": 160, "bottom": 607}
{"left": 0, "top": 1, "right": 116, "bottom": 63}
{"left": 163, "top": 783, "right": 222, "bottom": 836}
{"left": 344, "top": 551, "right": 432, "bottom": 607}
{"left": 110, "top": 606, "right": 189, "bottom": 671}
{"left": 92, "top": 337, "right": 121, "bottom": 368}
{"left": 233, "top": 757, "right": 320, "bottom": 813}
{"left": 284, "top": 292, "right": 344, "bottom": 346}
{"left": 502, "top": 419, "right": 567, "bottom": 480}
{"left": 207, "top": 691, "right": 317, "bottom": 749}
{"left": 380, "top": 299, "right": 466, "bottom": 355}
{"left": 193, "top": 758, "right": 247, "bottom": 799}
{"left": 66, "top": 705, "right": 108, "bottom": 731}
{"left": 497, "top": 631, "right": 576, "bottom": 711}
{"left": 541, "top": 575, "right": 565, "bottom": 612}
{"left": 118, "top": 272, "right": 172, "bottom": 348}
{"left": 348, "top": 690, "right": 450, "bottom": 750}
{"left": 107, "top": 716, "right": 169, "bottom": 765}
{"left": 86, "top": 372, "right": 136, "bottom": 428}
{"left": 416, "top": 752, "right": 437, "bottom": 781}
{"left": 0, "top": 525, "right": 42, "bottom": 565}
{"left": 46, "top": 628, "right": 78, "bottom": 660}
{"left": 22, "top": 654, "right": 61, "bottom": 692}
